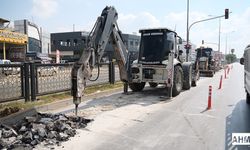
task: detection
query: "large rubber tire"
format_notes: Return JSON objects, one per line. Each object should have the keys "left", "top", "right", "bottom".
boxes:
{"left": 149, "top": 82, "right": 158, "bottom": 88}
{"left": 183, "top": 65, "right": 192, "bottom": 90}
{"left": 209, "top": 71, "right": 214, "bottom": 77}
{"left": 246, "top": 92, "right": 250, "bottom": 105}
{"left": 129, "top": 82, "right": 146, "bottom": 92}
{"left": 192, "top": 71, "right": 199, "bottom": 87}
{"left": 123, "top": 82, "right": 128, "bottom": 93}
{"left": 172, "top": 66, "right": 183, "bottom": 97}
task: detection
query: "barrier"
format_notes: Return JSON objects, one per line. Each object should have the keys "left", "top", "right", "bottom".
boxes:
{"left": 207, "top": 86, "right": 212, "bottom": 109}
{"left": 218, "top": 75, "right": 223, "bottom": 89}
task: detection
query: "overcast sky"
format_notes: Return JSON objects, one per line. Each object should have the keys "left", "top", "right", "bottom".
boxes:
{"left": 1, "top": 0, "right": 250, "bottom": 57}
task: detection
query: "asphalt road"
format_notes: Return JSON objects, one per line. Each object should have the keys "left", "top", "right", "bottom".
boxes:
{"left": 49, "top": 63, "right": 249, "bottom": 150}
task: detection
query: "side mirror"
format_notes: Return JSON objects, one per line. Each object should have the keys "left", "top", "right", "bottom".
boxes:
{"left": 179, "top": 50, "right": 183, "bottom": 55}
{"left": 178, "top": 38, "right": 182, "bottom": 44}
{"left": 240, "top": 57, "right": 244, "bottom": 65}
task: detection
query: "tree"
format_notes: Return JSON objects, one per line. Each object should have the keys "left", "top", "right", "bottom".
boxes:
{"left": 225, "top": 54, "right": 237, "bottom": 64}
{"left": 231, "top": 48, "right": 235, "bottom": 54}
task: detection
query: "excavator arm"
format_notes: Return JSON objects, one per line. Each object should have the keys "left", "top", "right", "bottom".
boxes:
{"left": 71, "top": 6, "right": 129, "bottom": 115}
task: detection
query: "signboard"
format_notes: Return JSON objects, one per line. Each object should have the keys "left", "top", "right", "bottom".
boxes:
{"left": 0, "top": 30, "right": 28, "bottom": 44}
{"left": 184, "top": 44, "right": 191, "bottom": 49}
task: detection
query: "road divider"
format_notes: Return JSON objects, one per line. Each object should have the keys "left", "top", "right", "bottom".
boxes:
{"left": 207, "top": 85, "right": 212, "bottom": 110}
{"left": 218, "top": 75, "right": 223, "bottom": 89}
{"left": 227, "top": 66, "right": 230, "bottom": 75}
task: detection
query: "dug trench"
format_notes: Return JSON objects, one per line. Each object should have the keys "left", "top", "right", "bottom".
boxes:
{"left": 0, "top": 112, "right": 92, "bottom": 150}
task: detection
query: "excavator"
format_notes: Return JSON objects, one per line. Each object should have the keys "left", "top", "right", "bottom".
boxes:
{"left": 71, "top": 6, "right": 196, "bottom": 115}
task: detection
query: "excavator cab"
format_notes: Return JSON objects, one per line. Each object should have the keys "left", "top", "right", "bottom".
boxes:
{"left": 195, "top": 47, "right": 215, "bottom": 77}
{"left": 138, "top": 28, "right": 177, "bottom": 64}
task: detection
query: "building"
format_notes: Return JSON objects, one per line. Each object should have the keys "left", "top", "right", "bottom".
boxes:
{"left": 51, "top": 31, "right": 140, "bottom": 62}
{"left": 51, "top": 31, "right": 88, "bottom": 61}
{"left": 0, "top": 18, "right": 28, "bottom": 62}
{"left": 14, "top": 19, "right": 51, "bottom": 62}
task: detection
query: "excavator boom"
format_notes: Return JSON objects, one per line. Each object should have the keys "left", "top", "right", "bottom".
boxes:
{"left": 71, "top": 6, "right": 129, "bottom": 115}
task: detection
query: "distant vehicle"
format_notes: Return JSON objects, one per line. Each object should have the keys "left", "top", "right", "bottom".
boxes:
{"left": 240, "top": 44, "right": 250, "bottom": 104}
{"left": 0, "top": 59, "right": 14, "bottom": 76}
{"left": 38, "top": 66, "right": 58, "bottom": 77}
{"left": 0, "top": 59, "right": 11, "bottom": 64}
{"left": 195, "top": 47, "right": 216, "bottom": 77}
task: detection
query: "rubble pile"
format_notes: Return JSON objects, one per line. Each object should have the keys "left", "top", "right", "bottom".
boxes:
{"left": 0, "top": 113, "right": 92, "bottom": 149}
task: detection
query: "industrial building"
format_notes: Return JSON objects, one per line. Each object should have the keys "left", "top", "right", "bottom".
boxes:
{"left": 14, "top": 19, "right": 51, "bottom": 62}
{"left": 51, "top": 31, "right": 140, "bottom": 62}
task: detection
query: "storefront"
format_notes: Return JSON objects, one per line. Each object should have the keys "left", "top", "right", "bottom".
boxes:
{"left": 0, "top": 29, "right": 28, "bottom": 62}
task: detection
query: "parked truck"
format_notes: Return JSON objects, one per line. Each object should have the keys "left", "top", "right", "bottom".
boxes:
{"left": 71, "top": 6, "right": 198, "bottom": 115}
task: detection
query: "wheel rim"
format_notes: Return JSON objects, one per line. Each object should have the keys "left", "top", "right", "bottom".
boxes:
{"left": 176, "top": 69, "right": 182, "bottom": 91}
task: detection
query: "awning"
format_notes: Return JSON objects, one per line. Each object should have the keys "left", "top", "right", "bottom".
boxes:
{"left": 0, "top": 29, "right": 28, "bottom": 45}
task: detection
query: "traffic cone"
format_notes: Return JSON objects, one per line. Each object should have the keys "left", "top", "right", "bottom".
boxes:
{"left": 218, "top": 75, "right": 223, "bottom": 89}
{"left": 227, "top": 66, "right": 230, "bottom": 74}
{"left": 207, "top": 86, "right": 212, "bottom": 109}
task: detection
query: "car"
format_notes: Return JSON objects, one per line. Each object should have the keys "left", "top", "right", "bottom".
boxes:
{"left": 240, "top": 44, "right": 250, "bottom": 104}
{"left": 38, "top": 66, "right": 58, "bottom": 77}
{"left": 0, "top": 59, "right": 14, "bottom": 76}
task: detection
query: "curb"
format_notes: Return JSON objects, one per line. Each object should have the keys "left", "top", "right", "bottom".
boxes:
{"left": 0, "top": 87, "right": 123, "bottom": 125}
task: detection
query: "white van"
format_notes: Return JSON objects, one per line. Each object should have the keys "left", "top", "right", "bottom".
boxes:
{"left": 240, "top": 44, "right": 250, "bottom": 104}
{"left": 0, "top": 59, "right": 11, "bottom": 64}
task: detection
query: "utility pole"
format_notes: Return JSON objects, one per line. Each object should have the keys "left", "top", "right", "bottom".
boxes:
{"left": 218, "top": 18, "right": 221, "bottom": 52}
{"left": 186, "top": 0, "right": 190, "bottom": 62}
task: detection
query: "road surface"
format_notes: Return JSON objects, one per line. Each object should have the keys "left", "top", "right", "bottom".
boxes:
{"left": 44, "top": 63, "right": 249, "bottom": 150}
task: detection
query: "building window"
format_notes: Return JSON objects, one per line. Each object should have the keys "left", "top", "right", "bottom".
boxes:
{"left": 135, "top": 41, "right": 139, "bottom": 46}
{"left": 82, "top": 38, "right": 86, "bottom": 44}
{"left": 67, "top": 39, "right": 71, "bottom": 46}
{"left": 60, "top": 40, "right": 67, "bottom": 46}
{"left": 130, "top": 41, "right": 134, "bottom": 46}
{"left": 73, "top": 39, "right": 78, "bottom": 46}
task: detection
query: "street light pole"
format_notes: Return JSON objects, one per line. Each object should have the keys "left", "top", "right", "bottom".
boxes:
{"left": 186, "top": 0, "right": 190, "bottom": 62}
{"left": 218, "top": 18, "right": 221, "bottom": 52}
{"left": 225, "top": 34, "right": 227, "bottom": 55}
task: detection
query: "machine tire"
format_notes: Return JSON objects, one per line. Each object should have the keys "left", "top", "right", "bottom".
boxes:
{"left": 183, "top": 65, "right": 192, "bottom": 90}
{"left": 129, "top": 82, "right": 146, "bottom": 92}
{"left": 123, "top": 82, "right": 128, "bottom": 93}
{"left": 149, "top": 82, "right": 158, "bottom": 88}
{"left": 172, "top": 66, "right": 183, "bottom": 97}
{"left": 247, "top": 92, "right": 250, "bottom": 105}
{"left": 209, "top": 71, "right": 214, "bottom": 77}
{"left": 192, "top": 71, "right": 199, "bottom": 87}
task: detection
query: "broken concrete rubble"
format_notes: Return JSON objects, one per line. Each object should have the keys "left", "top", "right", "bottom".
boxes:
{"left": 0, "top": 113, "right": 92, "bottom": 149}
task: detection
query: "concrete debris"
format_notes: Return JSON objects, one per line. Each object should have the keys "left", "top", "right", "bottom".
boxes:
{"left": 0, "top": 113, "right": 92, "bottom": 149}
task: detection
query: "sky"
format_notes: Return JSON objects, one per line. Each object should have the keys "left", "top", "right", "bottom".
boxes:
{"left": 1, "top": 0, "right": 250, "bottom": 57}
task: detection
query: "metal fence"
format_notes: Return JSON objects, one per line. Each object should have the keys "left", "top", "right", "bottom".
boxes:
{"left": 0, "top": 64, "right": 24, "bottom": 102}
{"left": 0, "top": 62, "right": 120, "bottom": 103}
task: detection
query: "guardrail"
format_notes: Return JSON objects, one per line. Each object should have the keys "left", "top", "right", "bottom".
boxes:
{"left": 0, "top": 62, "right": 120, "bottom": 103}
